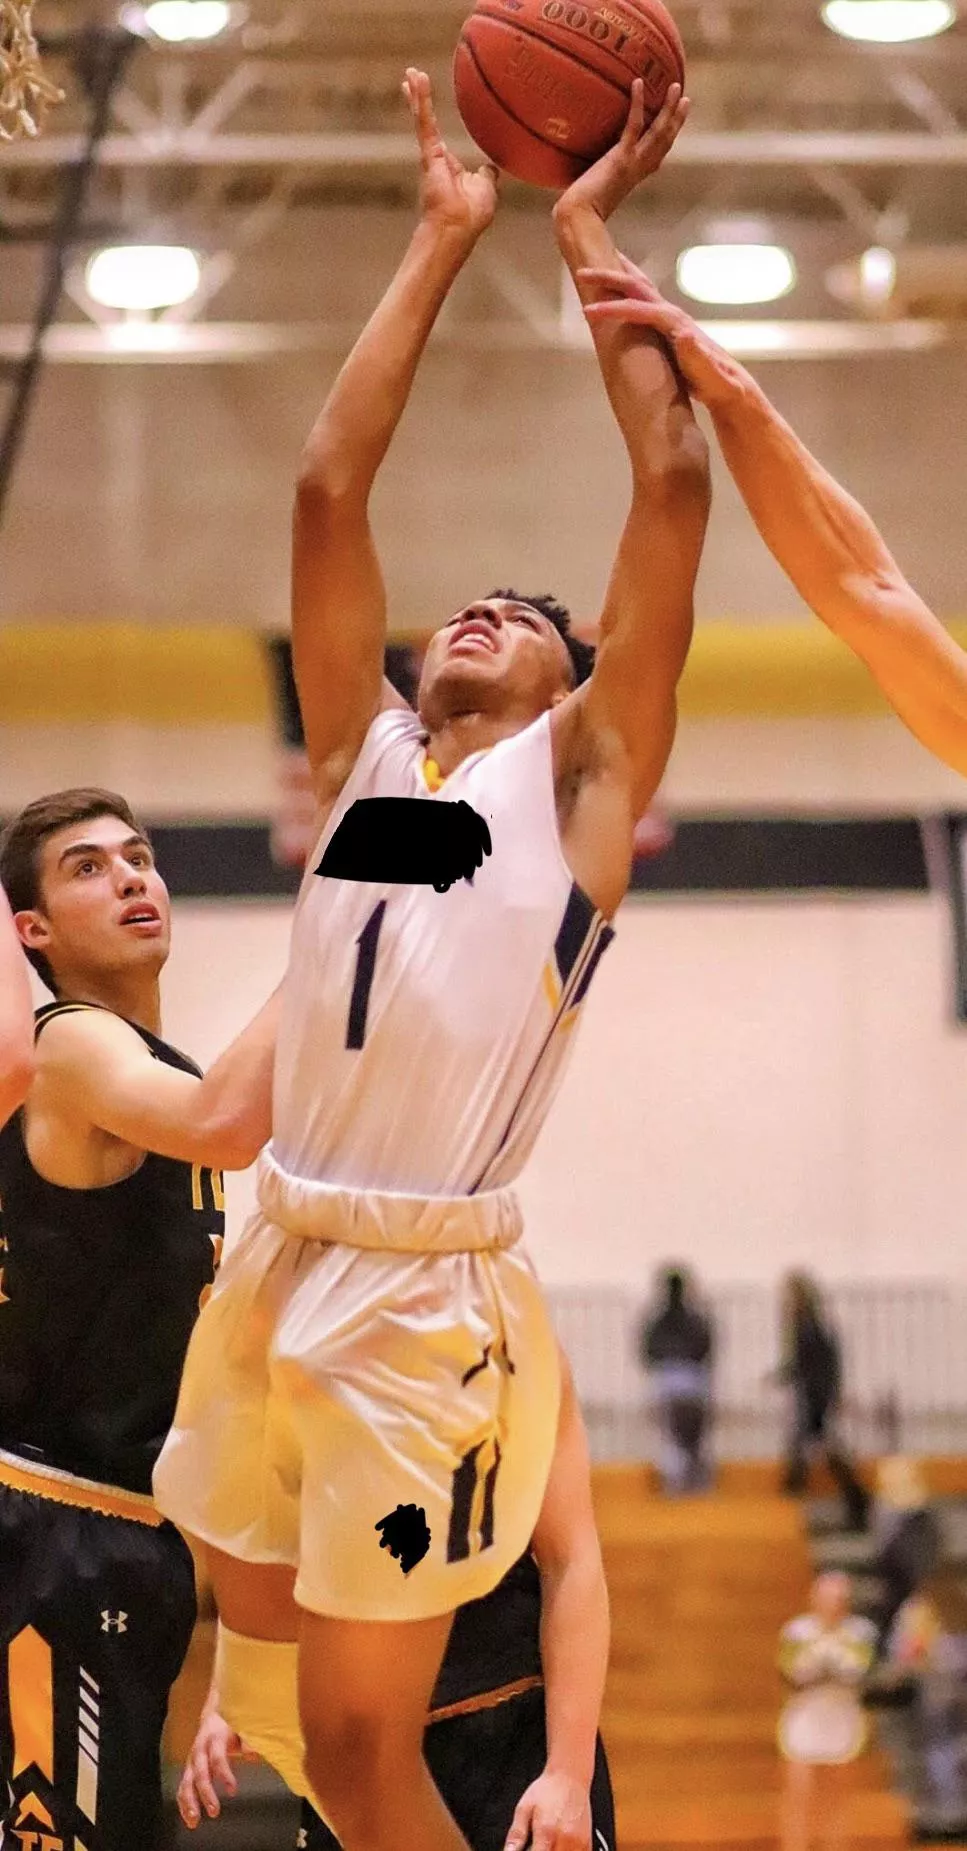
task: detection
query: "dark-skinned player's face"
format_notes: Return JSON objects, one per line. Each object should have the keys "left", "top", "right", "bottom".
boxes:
{"left": 16, "top": 814, "right": 171, "bottom": 986}
{"left": 417, "top": 599, "right": 574, "bottom": 728}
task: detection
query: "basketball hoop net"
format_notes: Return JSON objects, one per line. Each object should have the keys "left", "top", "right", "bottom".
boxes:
{"left": 0, "top": 0, "right": 64, "bottom": 142}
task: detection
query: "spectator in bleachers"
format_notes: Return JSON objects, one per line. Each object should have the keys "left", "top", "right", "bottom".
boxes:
{"left": 871, "top": 1456, "right": 942, "bottom": 1657}
{"left": 775, "top": 1273, "right": 869, "bottom": 1532}
{"left": 888, "top": 1567, "right": 967, "bottom": 1834}
{"left": 777, "top": 1572, "right": 877, "bottom": 1851}
{"left": 639, "top": 1265, "right": 714, "bottom": 1494}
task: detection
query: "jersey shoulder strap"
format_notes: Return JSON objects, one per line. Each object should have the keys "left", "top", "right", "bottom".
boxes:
{"left": 33, "top": 999, "right": 110, "bottom": 1042}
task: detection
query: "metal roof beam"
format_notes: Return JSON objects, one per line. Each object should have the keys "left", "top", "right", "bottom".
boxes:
{"left": 7, "top": 129, "right": 967, "bottom": 168}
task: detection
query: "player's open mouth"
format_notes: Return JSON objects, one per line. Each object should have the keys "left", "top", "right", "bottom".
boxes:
{"left": 119, "top": 905, "right": 162, "bottom": 932}
{"left": 451, "top": 625, "right": 499, "bottom": 654}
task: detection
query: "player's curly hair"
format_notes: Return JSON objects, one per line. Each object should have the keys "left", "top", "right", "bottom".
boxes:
{"left": 486, "top": 589, "right": 596, "bottom": 688}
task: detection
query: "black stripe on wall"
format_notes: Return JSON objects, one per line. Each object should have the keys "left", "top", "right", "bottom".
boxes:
{"left": 0, "top": 817, "right": 931, "bottom": 900}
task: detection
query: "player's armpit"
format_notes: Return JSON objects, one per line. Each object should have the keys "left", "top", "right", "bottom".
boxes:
{"left": 577, "top": 454, "right": 710, "bottom": 815}
{"left": 34, "top": 1009, "right": 261, "bottom": 1169}
{"left": 825, "top": 574, "right": 967, "bottom": 778}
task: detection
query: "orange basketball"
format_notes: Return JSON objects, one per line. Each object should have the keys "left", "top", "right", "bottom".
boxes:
{"left": 453, "top": 0, "right": 685, "bottom": 190}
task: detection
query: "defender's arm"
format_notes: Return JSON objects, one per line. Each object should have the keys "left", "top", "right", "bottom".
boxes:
{"left": 583, "top": 268, "right": 967, "bottom": 777}
{"left": 34, "top": 988, "right": 280, "bottom": 1170}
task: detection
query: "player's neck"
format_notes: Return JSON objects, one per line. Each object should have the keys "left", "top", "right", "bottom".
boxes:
{"left": 423, "top": 709, "right": 531, "bottom": 777}
{"left": 51, "top": 969, "right": 163, "bottom": 1037}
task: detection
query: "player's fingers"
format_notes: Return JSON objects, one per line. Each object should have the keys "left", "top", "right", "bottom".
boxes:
{"left": 645, "top": 80, "right": 681, "bottom": 141}
{"left": 584, "top": 300, "right": 681, "bottom": 340}
{"left": 504, "top": 1800, "right": 534, "bottom": 1851}
{"left": 576, "top": 262, "right": 657, "bottom": 297}
{"left": 478, "top": 158, "right": 500, "bottom": 188}
{"left": 622, "top": 77, "right": 646, "bottom": 144}
{"left": 211, "top": 1740, "right": 239, "bottom": 1796}
{"left": 576, "top": 263, "right": 641, "bottom": 293}
{"left": 177, "top": 1769, "right": 201, "bottom": 1829}
{"left": 192, "top": 1751, "right": 223, "bottom": 1820}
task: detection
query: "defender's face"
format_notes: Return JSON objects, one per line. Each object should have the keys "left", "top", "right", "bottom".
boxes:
{"left": 418, "top": 599, "right": 574, "bottom": 724}
{"left": 20, "top": 815, "right": 171, "bottom": 984}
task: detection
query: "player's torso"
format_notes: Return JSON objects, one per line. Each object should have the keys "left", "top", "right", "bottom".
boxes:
{"left": 0, "top": 1004, "right": 223, "bottom": 1495}
{"left": 272, "top": 708, "right": 615, "bottom": 1194}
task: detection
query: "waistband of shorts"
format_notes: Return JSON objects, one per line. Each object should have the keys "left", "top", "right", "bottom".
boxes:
{"left": 427, "top": 1675, "right": 544, "bottom": 1725}
{"left": 257, "top": 1146, "right": 523, "bottom": 1254}
{"left": 0, "top": 1445, "right": 163, "bottom": 1527}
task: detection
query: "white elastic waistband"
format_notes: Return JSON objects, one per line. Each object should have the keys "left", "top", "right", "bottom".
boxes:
{"left": 257, "top": 1146, "right": 523, "bottom": 1255}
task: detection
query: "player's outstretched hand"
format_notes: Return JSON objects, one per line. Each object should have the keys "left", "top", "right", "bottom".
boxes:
{"left": 177, "top": 1707, "right": 257, "bottom": 1827}
{"left": 578, "top": 257, "right": 744, "bottom": 408}
{"left": 554, "top": 80, "right": 687, "bottom": 224}
{"left": 504, "top": 1768, "right": 592, "bottom": 1851}
{"left": 403, "top": 66, "right": 500, "bottom": 241}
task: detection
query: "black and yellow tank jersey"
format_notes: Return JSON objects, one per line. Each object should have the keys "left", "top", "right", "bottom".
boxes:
{"left": 0, "top": 1001, "right": 223, "bottom": 1496}
{"left": 429, "top": 1550, "right": 543, "bottom": 1715}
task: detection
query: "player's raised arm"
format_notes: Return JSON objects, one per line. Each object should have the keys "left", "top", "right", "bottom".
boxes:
{"left": 582, "top": 265, "right": 967, "bottom": 779}
{"left": 34, "top": 987, "right": 280, "bottom": 1171}
{"left": 293, "top": 68, "right": 499, "bottom": 804}
{"left": 552, "top": 86, "right": 711, "bottom": 813}
{"left": 0, "top": 889, "right": 35, "bottom": 1123}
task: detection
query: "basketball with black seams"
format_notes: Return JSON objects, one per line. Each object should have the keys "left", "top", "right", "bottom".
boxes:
{"left": 453, "top": 0, "right": 685, "bottom": 189}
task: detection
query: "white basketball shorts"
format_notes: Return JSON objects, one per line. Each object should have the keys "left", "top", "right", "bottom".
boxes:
{"left": 153, "top": 1147, "right": 561, "bottom": 1621}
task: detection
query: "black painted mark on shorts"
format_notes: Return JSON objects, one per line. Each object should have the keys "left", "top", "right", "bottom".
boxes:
{"left": 461, "top": 1344, "right": 492, "bottom": 1387}
{"left": 375, "top": 1503, "right": 432, "bottom": 1575}
{"left": 315, "top": 798, "right": 492, "bottom": 894}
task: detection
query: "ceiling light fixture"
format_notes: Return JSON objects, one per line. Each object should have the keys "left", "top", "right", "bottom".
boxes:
{"left": 676, "top": 243, "right": 797, "bottom": 307}
{"left": 821, "top": 2, "right": 956, "bottom": 44}
{"left": 120, "top": 1, "right": 236, "bottom": 43}
{"left": 85, "top": 245, "right": 202, "bottom": 311}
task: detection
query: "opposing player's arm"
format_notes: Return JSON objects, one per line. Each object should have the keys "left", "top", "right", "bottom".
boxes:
{"left": 553, "top": 87, "right": 710, "bottom": 813}
{"left": 582, "top": 266, "right": 967, "bottom": 779}
{"left": 0, "top": 889, "right": 35, "bottom": 1123}
{"left": 33, "top": 989, "right": 280, "bottom": 1170}
{"left": 293, "top": 69, "right": 497, "bottom": 803}
{"left": 529, "top": 1352, "right": 610, "bottom": 1790}
{"left": 708, "top": 384, "right": 967, "bottom": 776}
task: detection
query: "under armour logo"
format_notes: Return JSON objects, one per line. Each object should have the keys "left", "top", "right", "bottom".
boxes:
{"left": 100, "top": 1611, "right": 127, "bottom": 1633}
{"left": 296, "top": 1832, "right": 308, "bottom": 1850}
{"left": 595, "top": 1830, "right": 610, "bottom": 1851}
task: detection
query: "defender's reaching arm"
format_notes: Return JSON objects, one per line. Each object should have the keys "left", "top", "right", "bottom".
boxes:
{"left": 583, "top": 263, "right": 967, "bottom": 778}
{"left": 33, "top": 985, "right": 280, "bottom": 1171}
{"left": 293, "top": 69, "right": 499, "bottom": 806}
{"left": 0, "top": 889, "right": 35, "bottom": 1123}
{"left": 553, "top": 86, "right": 711, "bottom": 814}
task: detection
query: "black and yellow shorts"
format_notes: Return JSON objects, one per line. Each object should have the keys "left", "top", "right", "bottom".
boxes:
{"left": 296, "top": 1682, "right": 617, "bottom": 1851}
{"left": 0, "top": 1448, "right": 196, "bottom": 1851}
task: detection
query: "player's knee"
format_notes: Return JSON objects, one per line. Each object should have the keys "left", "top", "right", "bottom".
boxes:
{"left": 303, "top": 1714, "right": 421, "bottom": 1845}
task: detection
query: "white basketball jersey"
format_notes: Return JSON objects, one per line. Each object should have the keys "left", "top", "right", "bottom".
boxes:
{"left": 271, "top": 707, "right": 615, "bottom": 1195}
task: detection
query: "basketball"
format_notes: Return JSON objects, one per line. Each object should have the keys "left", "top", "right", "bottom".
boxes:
{"left": 453, "top": 0, "right": 685, "bottom": 190}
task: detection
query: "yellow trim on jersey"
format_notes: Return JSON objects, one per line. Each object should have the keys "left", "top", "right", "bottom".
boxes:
{"left": 542, "top": 961, "right": 562, "bottom": 1014}
{"left": 427, "top": 1675, "right": 544, "bottom": 1725}
{"left": 9, "top": 1626, "right": 54, "bottom": 1781}
{"left": 0, "top": 1447, "right": 163, "bottom": 1527}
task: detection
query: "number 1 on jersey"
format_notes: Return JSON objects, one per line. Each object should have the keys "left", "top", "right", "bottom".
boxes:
{"left": 346, "top": 901, "right": 387, "bottom": 1050}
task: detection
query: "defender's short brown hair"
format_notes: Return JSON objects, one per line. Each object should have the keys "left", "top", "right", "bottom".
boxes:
{"left": 0, "top": 788, "right": 148, "bottom": 994}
